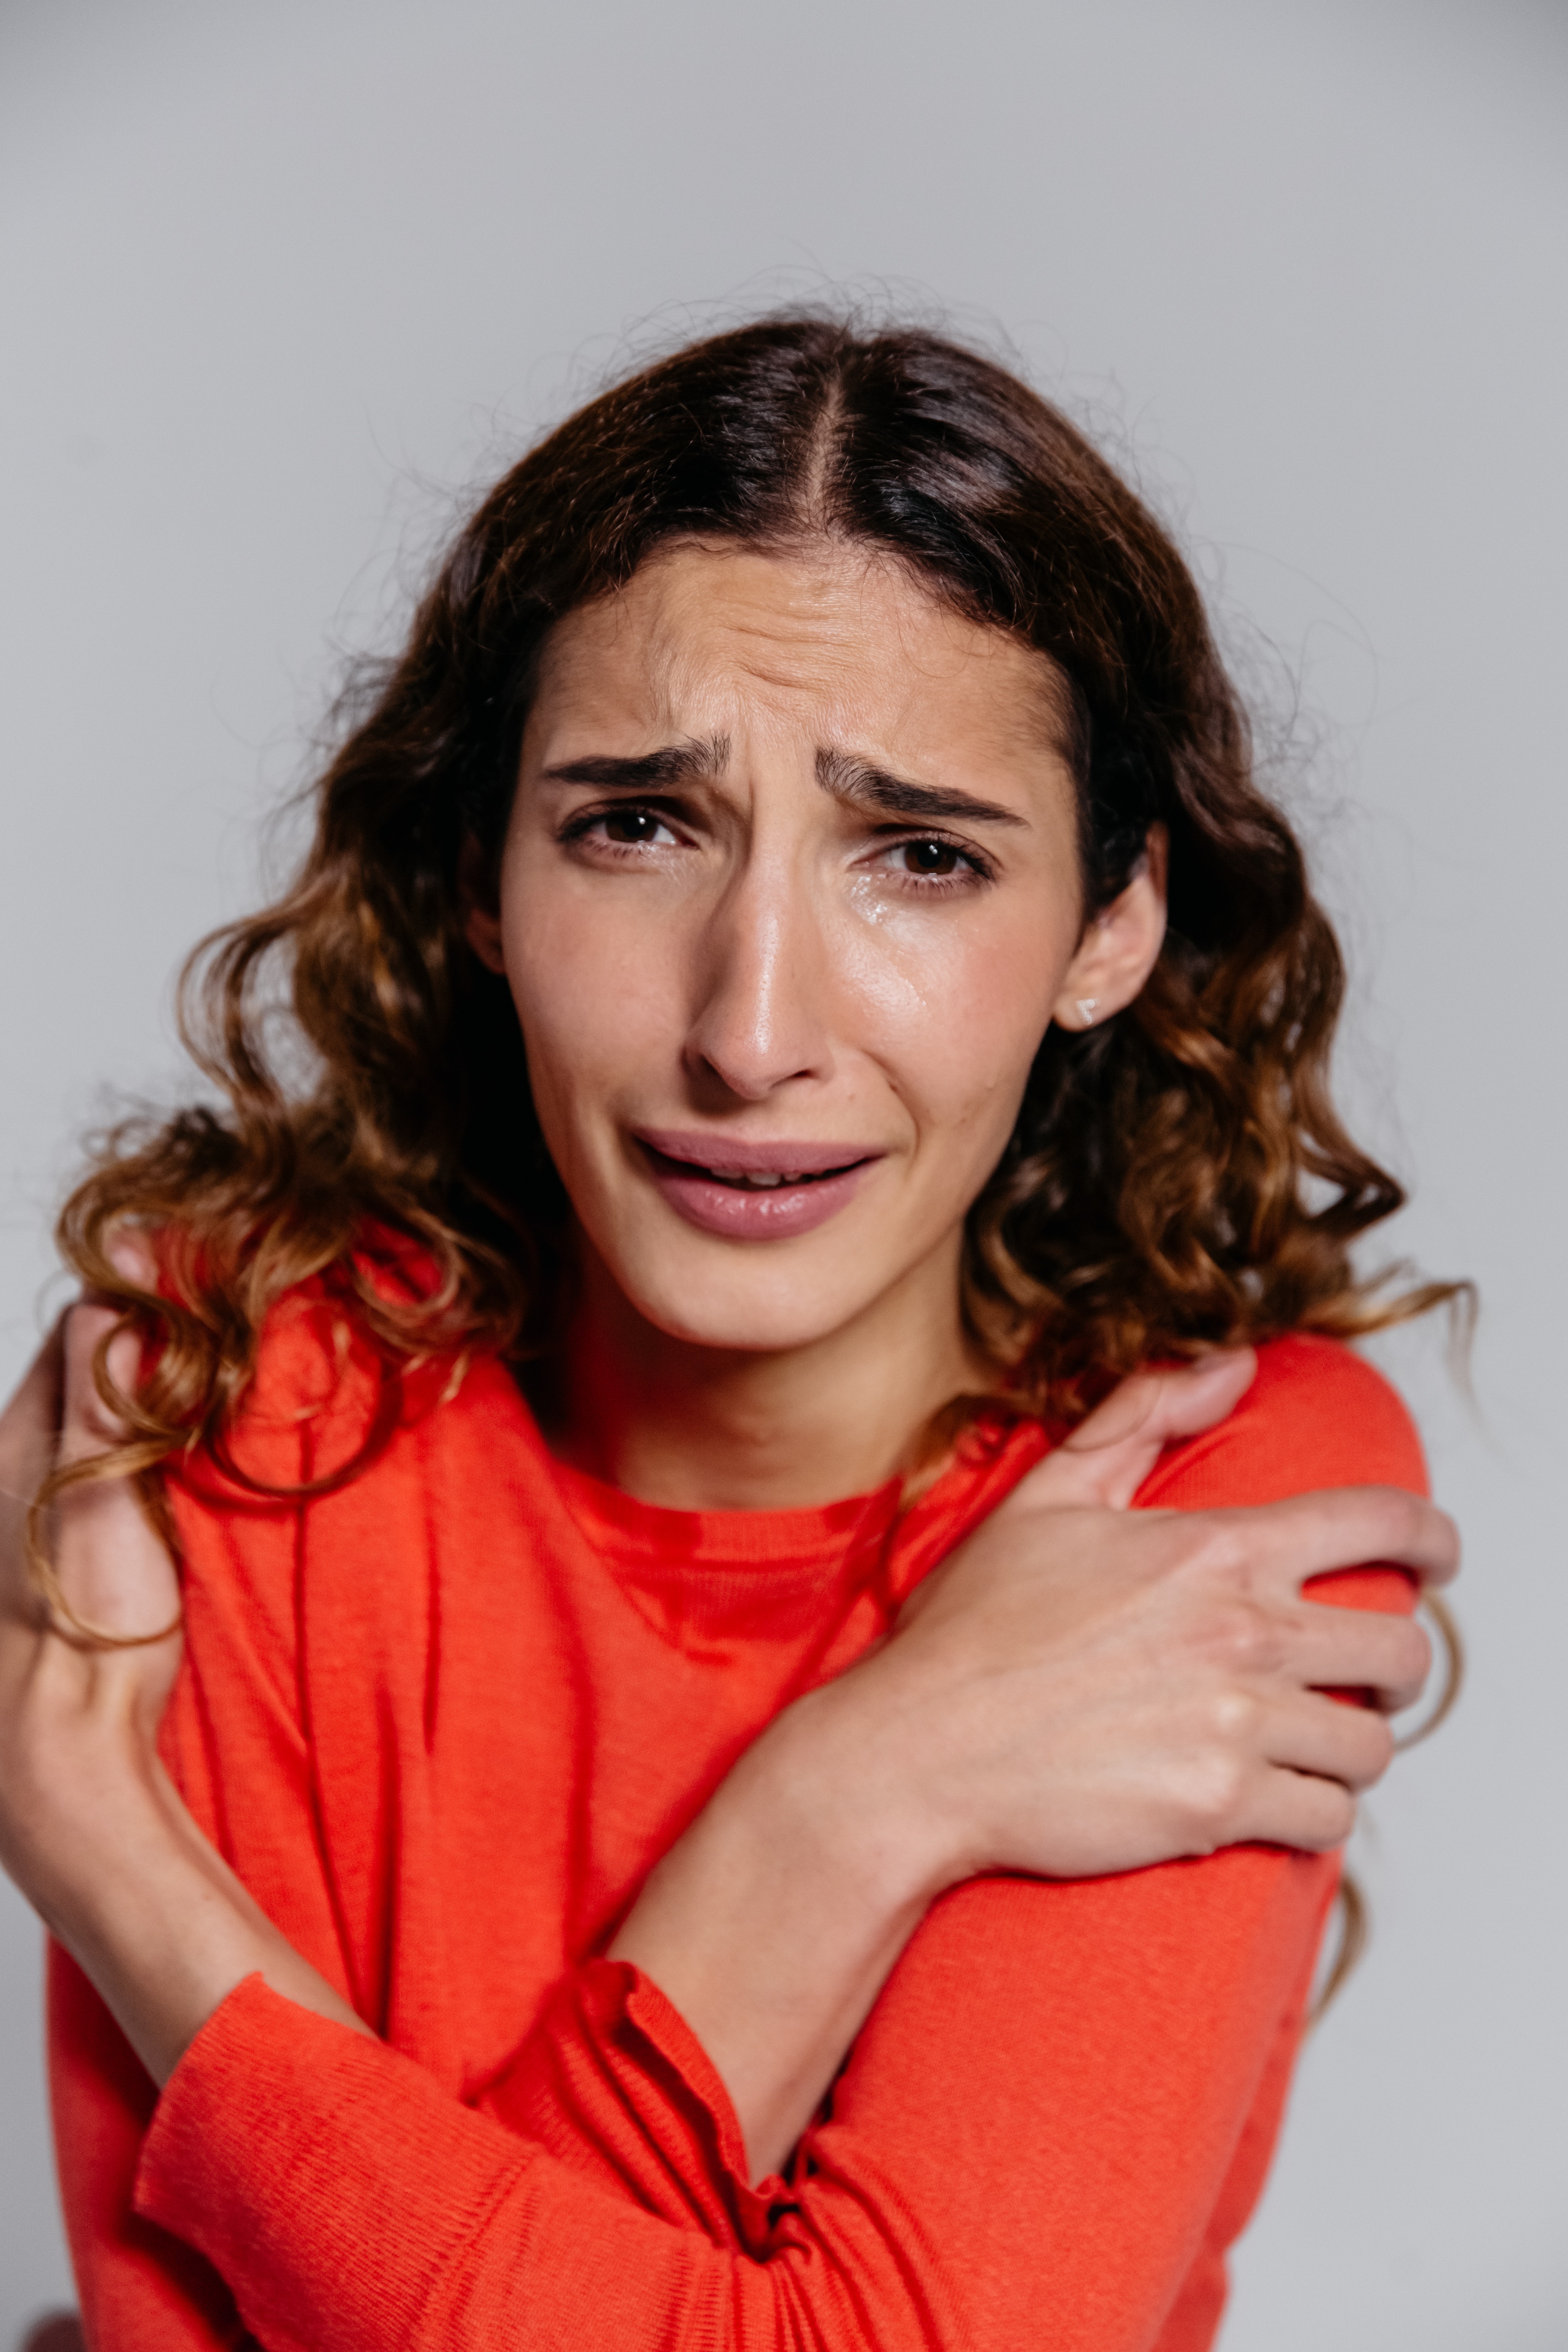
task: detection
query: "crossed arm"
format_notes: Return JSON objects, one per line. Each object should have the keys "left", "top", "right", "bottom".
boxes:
{"left": 0, "top": 1302, "right": 1455, "bottom": 2348}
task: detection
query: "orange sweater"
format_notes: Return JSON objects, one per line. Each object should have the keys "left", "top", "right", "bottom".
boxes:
{"left": 47, "top": 1275, "right": 1425, "bottom": 2352}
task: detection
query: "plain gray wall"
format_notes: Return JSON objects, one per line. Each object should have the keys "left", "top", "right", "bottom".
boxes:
{"left": 2, "top": 1, "right": 1564, "bottom": 2342}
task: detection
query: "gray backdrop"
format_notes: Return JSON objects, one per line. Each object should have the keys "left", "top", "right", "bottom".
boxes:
{"left": 2, "top": 1, "right": 1564, "bottom": 2343}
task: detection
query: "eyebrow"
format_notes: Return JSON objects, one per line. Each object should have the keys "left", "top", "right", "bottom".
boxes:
{"left": 540, "top": 736, "right": 1026, "bottom": 830}
{"left": 541, "top": 736, "right": 731, "bottom": 789}
{"left": 815, "top": 748, "right": 1026, "bottom": 828}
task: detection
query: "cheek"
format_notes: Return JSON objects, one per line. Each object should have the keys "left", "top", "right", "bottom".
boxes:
{"left": 501, "top": 876, "right": 683, "bottom": 1118}
{"left": 835, "top": 891, "right": 1071, "bottom": 1136}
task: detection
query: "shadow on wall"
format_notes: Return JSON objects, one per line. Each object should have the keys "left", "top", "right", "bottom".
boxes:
{"left": 18, "top": 2319, "right": 83, "bottom": 2352}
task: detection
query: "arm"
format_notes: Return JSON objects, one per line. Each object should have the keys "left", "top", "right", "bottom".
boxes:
{"left": 6, "top": 1317, "right": 1457, "bottom": 2342}
{"left": 608, "top": 1402, "right": 1439, "bottom": 2174}
{"left": 19, "top": 1327, "right": 1437, "bottom": 2106}
{"left": 128, "top": 1595, "right": 1424, "bottom": 2352}
{"left": 131, "top": 1848, "right": 1338, "bottom": 2352}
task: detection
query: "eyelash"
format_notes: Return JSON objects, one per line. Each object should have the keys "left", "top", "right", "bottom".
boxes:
{"left": 557, "top": 805, "right": 683, "bottom": 855}
{"left": 557, "top": 804, "right": 997, "bottom": 891}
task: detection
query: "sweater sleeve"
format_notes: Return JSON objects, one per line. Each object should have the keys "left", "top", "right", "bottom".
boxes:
{"left": 133, "top": 1846, "right": 1327, "bottom": 2352}
{"left": 118, "top": 1335, "right": 1427, "bottom": 2352}
{"left": 49, "top": 1285, "right": 376, "bottom": 2351}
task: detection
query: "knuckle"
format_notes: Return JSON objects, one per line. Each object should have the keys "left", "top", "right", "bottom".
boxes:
{"left": 1196, "top": 1517, "right": 1248, "bottom": 1574}
{"left": 1169, "top": 1515, "right": 1251, "bottom": 1588}
{"left": 1207, "top": 1684, "right": 1263, "bottom": 1746}
{"left": 1200, "top": 1600, "right": 1276, "bottom": 1677}
{"left": 1180, "top": 1751, "right": 1251, "bottom": 1846}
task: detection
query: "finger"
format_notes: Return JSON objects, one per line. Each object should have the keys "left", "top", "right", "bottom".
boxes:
{"left": 52, "top": 1290, "right": 179, "bottom": 1645}
{"left": 1016, "top": 1349, "right": 1257, "bottom": 1514}
{"left": 108, "top": 1230, "right": 159, "bottom": 1291}
{"left": 80, "top": 1227, "right": 160, "bottom": 1310}
{"left": 1235, "top": 1766, "right": 1358, "bottom": 1855}
{"left": 1262, "top": 1686, "right": 1396, "bottom": 1793}
{"left": 1241, "top": 1597, "right": 1434, "bottom": 1715}
{"left": 1215, "top": 1488, "right": 1461, "bottom": 1592}
{"left": 50, "top": 1468, "right": 183, "bottom": 1644}
{"left": 63, "top": 1226, "right": 160, "bottom": 1463}
{"left": 59, "top": 1303, "right": 137, "bottom": 1464}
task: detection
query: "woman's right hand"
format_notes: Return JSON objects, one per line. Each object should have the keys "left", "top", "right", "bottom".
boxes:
{"left": 810, "top": 1346, "right": 1457, "bottom": 1894}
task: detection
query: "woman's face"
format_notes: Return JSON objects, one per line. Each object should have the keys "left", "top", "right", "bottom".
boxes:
{"left": 468, "top": 542, "right": 1165, "bottom": 1358}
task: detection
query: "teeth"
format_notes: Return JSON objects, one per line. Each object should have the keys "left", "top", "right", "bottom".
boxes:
{"left": 687, "top": 1158, "right": 845, "bottom": 1188}
{"left": 699, "top": 1167, "right": 807, "bottom": 1188}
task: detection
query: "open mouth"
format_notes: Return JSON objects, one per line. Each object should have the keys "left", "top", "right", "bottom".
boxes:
{"left": 633, "top": 1131, "right": 884, "bottom": 1240}
{"left": 644, "top": 1150, "right": 871, "bottom": 1192}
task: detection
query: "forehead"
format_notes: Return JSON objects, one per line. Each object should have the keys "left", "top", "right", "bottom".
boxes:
{"left": 529, "top": 541, "right": 1069, "bottom": 764}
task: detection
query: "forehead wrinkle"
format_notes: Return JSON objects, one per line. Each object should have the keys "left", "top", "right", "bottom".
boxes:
{"left": 645, "top": 575, "right": 881, "bottom": 705}
{"left": 643, "top": 664, "right": 853, "bottom": 751}
{"left": 540, "top": 543, "right": 1078, "bottom": 790}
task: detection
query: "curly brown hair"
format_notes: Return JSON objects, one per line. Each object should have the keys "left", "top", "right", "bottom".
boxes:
{"left": 53, "top": 315, "right": 1458, "bottom": 1515}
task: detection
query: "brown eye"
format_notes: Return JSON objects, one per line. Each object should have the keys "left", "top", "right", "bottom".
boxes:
{"left": 902, "top": 839, "right": 961, "bottom": 875}
{"left": 603, "top": 808, "right": 665, "bottom": 844}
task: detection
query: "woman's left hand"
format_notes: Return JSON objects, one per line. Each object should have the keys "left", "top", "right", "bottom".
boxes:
{"left": 0, "top": 1278, "right": 366, "bottom": 2084}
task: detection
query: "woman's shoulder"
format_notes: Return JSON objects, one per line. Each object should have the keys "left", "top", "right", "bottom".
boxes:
{"left": 1136, "top": 1333, "right": 1429, "bottom": 1510}
{"left": 233, "top": 1232, "right": 443, "bottom": 1408}
{"left": 166, "top": 1227, "right": 519, "bottom": 1501}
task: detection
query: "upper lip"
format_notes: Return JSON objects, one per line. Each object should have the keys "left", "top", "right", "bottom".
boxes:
{"left": 634, "top": 1128, "right": 885, "bottom": 1178}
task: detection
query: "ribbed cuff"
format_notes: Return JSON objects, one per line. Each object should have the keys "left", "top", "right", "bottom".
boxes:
{"left": 135, "top": 1975, "right": 535, "bottom": 2352}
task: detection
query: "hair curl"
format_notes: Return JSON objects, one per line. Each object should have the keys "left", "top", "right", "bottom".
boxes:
{"left": 53, "top": 315, "right": 1460, "bottom": 1521}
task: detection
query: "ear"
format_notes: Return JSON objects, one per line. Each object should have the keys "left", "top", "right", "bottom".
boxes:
{"left": 1051, "top": 824, "right": 1168, "bottom": 1032}
{"left": 458, "top": 833, "right": 508, "bottom": 976}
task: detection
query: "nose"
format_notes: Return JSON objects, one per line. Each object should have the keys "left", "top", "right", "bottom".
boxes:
{"left": 683, "top": 853, "right": 836, "bottom": 1102}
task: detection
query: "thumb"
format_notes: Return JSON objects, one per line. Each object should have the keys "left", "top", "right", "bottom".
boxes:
{"left": 1015, "top": 1347, "right": 1257, "bottom": 1513}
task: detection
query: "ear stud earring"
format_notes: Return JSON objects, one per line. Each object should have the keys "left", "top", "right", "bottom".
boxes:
{"left": 1075, "top": 998, "right": 1099, "bottom": 1025}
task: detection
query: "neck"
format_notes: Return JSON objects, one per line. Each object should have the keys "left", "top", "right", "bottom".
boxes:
{"left": 548, "top": 1232, "right": 980, "bottom": 1511}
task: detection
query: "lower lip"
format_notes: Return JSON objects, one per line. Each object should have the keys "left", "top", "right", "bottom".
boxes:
{"left": 638, "top": 1147, "right": 878, "bottom": 1241}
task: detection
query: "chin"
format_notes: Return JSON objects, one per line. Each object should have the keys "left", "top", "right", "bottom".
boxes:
{"left": 615, "top": 1256, "right": 885, "bottom": 1357}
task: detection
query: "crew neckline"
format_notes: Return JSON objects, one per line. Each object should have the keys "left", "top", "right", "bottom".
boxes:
{"left": 548, "top": 1454, "right": 902, "bottom": 1564}
{"left": 517, "top": 1376, "right": 1046, "bottom": 1656}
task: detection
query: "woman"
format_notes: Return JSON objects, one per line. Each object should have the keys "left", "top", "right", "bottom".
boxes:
{"left": 0, "top": 318, "right": 1458, "bottom": 2351}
